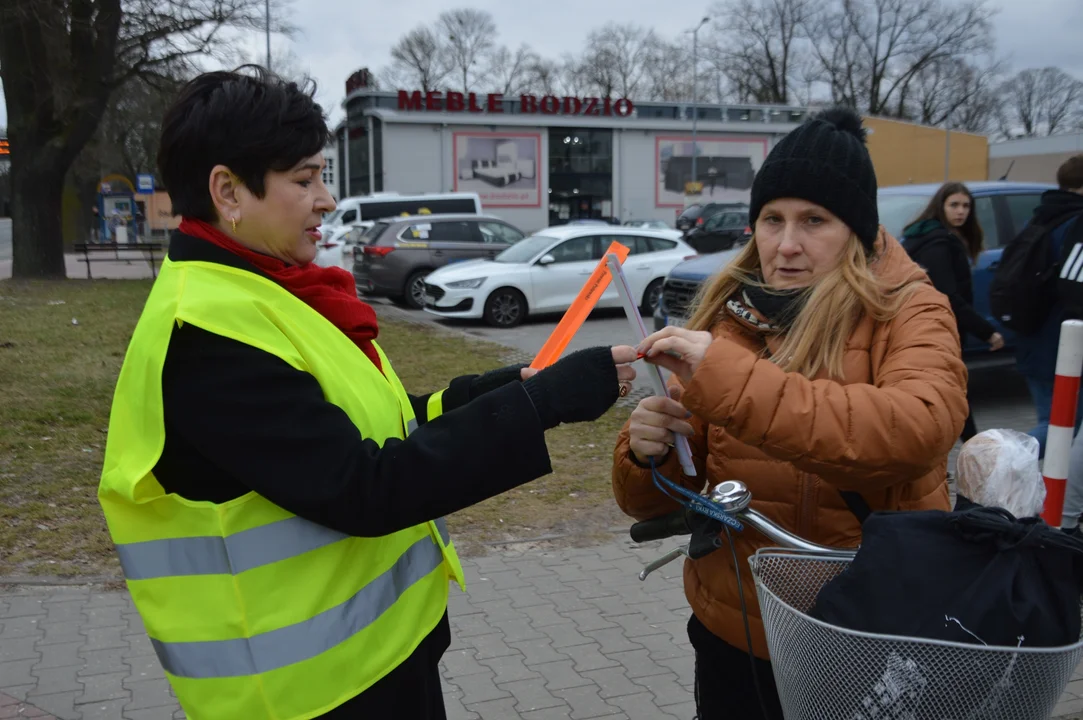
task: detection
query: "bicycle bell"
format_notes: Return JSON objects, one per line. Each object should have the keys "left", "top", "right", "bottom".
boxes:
{"left": 708, "top": 480, "right": 751, "bottom": 513}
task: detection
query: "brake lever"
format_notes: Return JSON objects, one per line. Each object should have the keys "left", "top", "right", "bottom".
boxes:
{"left": 637, "top": 514, "right": 728, "bottom": 581}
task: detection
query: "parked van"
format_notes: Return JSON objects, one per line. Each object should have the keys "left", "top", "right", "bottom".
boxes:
{"left": 320, "top": 192, "right": 483, "bottom": 233}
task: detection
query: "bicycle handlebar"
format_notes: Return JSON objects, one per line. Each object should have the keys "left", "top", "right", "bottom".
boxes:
{"left": 632, "top": 480, "right": 856, "bottom": 580}
{"left": 629, "top": 509, "right": 693, "bottom": 543}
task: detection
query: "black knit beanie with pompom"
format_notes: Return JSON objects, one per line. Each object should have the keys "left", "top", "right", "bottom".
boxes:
{"left": 749, "top": 106, "right": 879, "bottom": 251}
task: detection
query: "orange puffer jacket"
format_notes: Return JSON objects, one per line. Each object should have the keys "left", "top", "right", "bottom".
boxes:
{"left": 612, "top": 230, "right": 969, "bottom": 659}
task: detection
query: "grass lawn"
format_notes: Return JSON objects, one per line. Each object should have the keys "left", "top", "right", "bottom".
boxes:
{"left": 0, "top": 279, "right": 633, "bottom": 577}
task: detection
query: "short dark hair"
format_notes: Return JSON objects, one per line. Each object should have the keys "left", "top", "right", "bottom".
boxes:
{"left": 157, "top": 66, "right": 330, "bottom": 221}
{"left": 910, "top": 182, "right": 984, "bottom": 262}
{"left": 1057, "top": 155, "right": 1083, "bottom": 191}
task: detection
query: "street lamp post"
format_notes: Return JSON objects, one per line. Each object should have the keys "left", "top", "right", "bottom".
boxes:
{"left": 265, "top": 0, "right": 271, "bottom": 71}
{"left": 687, "top": 16, "right": 709, "bottom": 196}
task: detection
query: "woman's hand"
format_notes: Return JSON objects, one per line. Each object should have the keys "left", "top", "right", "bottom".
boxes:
{"left": 988, "top": 332, "right": 1005, "bottom": 352}
{"left": 628, "top": 385, "right": 695, "bottom": 464}
{"left": 637, "top": 327, "right": 714, "bottom": 384}
{"left": 520, "top": 347, "right": 637, "bottom": 393}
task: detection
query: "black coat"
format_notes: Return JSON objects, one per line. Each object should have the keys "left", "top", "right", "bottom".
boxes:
{"left": 902, "top": 219, "right": 996, "bottom": 344}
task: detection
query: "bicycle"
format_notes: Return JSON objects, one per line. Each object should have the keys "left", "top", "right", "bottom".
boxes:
{"left": 630, "top": 479, "right": 1083, "bottom": 720}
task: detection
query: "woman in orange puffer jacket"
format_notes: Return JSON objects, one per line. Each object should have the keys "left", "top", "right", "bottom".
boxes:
{"left": 612, "top": 107, "right": 969, "bottom": 720}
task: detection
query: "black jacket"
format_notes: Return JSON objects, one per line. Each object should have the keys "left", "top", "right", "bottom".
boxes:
{"left": 153, "top": 233, "right": 553, "bottom": 718}
{"left": 902, "top": 219, "right": 996, "bottom": 344}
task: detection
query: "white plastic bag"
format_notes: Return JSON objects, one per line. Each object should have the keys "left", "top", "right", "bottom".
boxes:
{"left": 956, "top": 429, "right": 1045, "bottom": 518}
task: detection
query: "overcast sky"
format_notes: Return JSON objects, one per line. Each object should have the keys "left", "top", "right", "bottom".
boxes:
{"left": 1, "top": 0, "right": 1080, "bottom": 133}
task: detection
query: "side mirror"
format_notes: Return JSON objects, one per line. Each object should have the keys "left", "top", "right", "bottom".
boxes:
{"left": 537, "top": 254, "right": 556, "bottom": 266}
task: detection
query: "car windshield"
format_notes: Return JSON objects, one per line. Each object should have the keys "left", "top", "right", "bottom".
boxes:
{"left": 323, "top": 209, "right": 344, "bottom": 225}
{"left": 878, "top": 194, "right": 932, "bottom": 238}
{"left": 495, "top": 234, "right": 559, "bottom": 263}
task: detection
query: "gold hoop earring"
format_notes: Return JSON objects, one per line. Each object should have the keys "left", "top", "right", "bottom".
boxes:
{"left": 230, "top": 217, "right": 238, "bottom": 234}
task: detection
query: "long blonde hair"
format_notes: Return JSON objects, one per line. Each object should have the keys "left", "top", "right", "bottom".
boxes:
{"left": 685, "top": 234, "right": 920, "bottom": 379}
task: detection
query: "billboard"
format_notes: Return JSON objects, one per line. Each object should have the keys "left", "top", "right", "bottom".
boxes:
{"left": 453, "top": 131, "right": 542, "bottom": 208}
{"left": 655, "top": 135, "right": 770, "bottom": 208}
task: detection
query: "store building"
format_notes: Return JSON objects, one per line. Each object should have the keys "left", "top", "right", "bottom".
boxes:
{"left": 334, "top": 71, "right": 808, "bottom": 233}
{"left": 334, "top": 69, "right": 989, "bottom": 233}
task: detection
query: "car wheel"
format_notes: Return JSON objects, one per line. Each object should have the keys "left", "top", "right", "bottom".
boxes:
{"left": 641, "top": 279, "right": 664, "bottom": 315}
{"left": 403, "top": 270, "right": 430, "bottom": 310}
{"left": 484, "top": 288, "right": 527, "bottom": 328}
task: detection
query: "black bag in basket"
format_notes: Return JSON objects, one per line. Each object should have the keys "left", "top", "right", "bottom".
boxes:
{"left": 807, "top": 501, "right": 1083, "bottom": 648}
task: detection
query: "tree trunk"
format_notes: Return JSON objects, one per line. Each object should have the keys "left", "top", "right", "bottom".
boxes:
{"left": 10, "top": 149, "right": 68, "bottom": 279}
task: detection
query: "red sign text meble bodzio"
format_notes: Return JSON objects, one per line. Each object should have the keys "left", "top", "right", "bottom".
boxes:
{"left": 397, "top": 91, "right": 635, "bottom": 117}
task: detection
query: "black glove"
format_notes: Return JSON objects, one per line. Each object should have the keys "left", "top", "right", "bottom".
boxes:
{"left": 469, "top": 364, "right": 527, "bottom": 400}
{"left": 521, "top": 347, "right": 619, "bottom": 430}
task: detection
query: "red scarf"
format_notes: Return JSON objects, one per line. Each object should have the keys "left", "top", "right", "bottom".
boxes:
{"left": 178, "top": 218, "right": 383, "bottom": 373}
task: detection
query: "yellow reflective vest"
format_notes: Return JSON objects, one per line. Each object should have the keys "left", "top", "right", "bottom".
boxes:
{"left": 98, "top": 257, "right": 465, "bottom": 720}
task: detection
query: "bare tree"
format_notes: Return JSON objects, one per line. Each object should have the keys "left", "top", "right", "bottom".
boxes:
{"left": 386, "top": 26, "right": 450, "bottom": 92}
{"left": 807, "top": 0, "right": 995, "bottom": 116}
{"left": 580, "top": 24, "right": 655, "bottom": 98}
{"left": 642, "top": 38, "right": 693, "bottom": 101}
{"left": 951, "top": 65, "right": 1004, "bottom": 135}
{"left": 557, "top": 55, "right": 593, "bottom": 97}
{"left": 708, "top": 0, "right": 813, "bottom": 104}
{"left": 437, "top": 8, "right": 497, "bottom": 92}
{"left": 901, "top": 56, "right": 1003, "bottom": 130}
{"left": 99, "top": 74, "right": 187, "bottom": 183}
{"left": 0, "top": 0, "right": 282, "bottom": 278}
{"left": 525, "top": 57, "right": 562, "bottom": 95}
{"left": 487, "top": 44, "right": 538, "bottom": 97}
{"left": 998, "top": 67, "right": 1083, "bottom": 138}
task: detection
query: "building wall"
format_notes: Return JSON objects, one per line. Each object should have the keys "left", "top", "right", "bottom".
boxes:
{"left": 616, "top": 129, "right": 776, "bottom": 225}
{"left": 375, "top": 115, "right": 989, "bottom": 231}
{"left": 321, "top": 145, "right": 339, "bottom": 201}
{"left": 989, "top": 152, "right": 1080, "bottom": 184}
{"left": 863, "top": 116, "right": 988, "bottom": 187}
{"left": 988, "top": 133, "right": 1083, "bottom": 183}
{"left": 382, "top": 122, "right": 550, "bottom": 232}
{"left": 616, "top": 129, "right": 666, "bottom": 224}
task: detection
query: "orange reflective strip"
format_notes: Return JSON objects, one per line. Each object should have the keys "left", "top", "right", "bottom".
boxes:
{"left": 530, "top": 241, "right": 630, "bottom": 370}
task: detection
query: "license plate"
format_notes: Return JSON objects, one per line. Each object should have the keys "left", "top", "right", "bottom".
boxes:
{"left": 667, "top": 315, "right": 686, "bottom": 328}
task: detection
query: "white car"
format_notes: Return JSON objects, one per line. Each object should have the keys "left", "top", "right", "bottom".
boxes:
{"left": 422, "top": 226, "right": 696, "bottom": 328}
{"left": 313, "top": 221, "right": 373, "bottom": 269}
{"left": 623, "top": 220, "right": 671, "bottom": 230}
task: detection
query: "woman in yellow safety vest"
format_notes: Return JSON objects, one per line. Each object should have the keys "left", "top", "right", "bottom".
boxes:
{"left": 98, "top": 66, "right": 637, "bottom": 720}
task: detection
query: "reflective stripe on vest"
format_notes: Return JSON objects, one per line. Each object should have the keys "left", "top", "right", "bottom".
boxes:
{"left": 153, "top": 533, "right": 443, "bottom": 678}
{"left": 427, "top": 390, "right": 445, "bottom": 422}
{"left": 115, "top": 515, "right": 452, "bottom": 580}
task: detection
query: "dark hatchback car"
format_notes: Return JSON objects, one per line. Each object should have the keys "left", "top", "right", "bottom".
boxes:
{"left": 682, "top": 209, "right": 751, "bottom": 253}
{"left": 352, "top": 214, "right": 526, "bottom": 309}
{"left": 655, "top": 181, "right": 1057, "bottom": 367}
{"left": 675, "top": 202, "right": 749, "bottom": 233}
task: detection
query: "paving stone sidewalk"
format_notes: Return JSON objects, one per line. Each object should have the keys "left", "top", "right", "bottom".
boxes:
{"left": 4, "top": 533, "right": 1083, "bottom": 720}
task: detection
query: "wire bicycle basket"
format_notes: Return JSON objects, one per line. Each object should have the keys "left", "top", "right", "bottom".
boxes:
{"left": 750, "top": 548, "right": 1083, "bottom": 720}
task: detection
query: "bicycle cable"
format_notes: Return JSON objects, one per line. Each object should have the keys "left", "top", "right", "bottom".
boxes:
{"left": 649, "top": 456, "right": 774, "bottom": 719}
{"left": 724, "top": 525, "right": 774, "bottom": 720}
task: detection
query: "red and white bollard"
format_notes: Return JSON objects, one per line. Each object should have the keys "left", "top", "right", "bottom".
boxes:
{"left": 1041, "top": 320, "right": 1083, "bottom": 526}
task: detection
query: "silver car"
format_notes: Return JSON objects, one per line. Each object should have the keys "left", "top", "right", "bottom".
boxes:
{"left": 352, "top": 214, "right": 526, "bottom": 308}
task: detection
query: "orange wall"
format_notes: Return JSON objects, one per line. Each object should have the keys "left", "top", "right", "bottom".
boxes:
{"left": 863, "top": 116, "right": 988, "bottom": 188}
